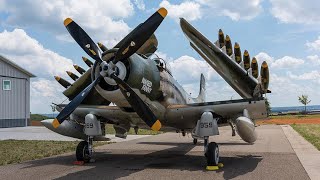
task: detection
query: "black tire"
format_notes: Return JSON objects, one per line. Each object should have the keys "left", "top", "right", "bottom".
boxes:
{"left": 205, "top": 142, "right": 219, "bottom": 166}
{"left": 193, "top": 138, "right": 198, "bottom": 145}
{"left": 76, "top": 141, "right": 91, "bottom": 163}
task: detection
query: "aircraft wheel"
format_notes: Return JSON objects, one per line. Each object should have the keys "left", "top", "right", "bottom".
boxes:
{"left": 76, "top": 141, "right": 91, "bottom": 163}
{"left": 205, "top": 142, "right": 219, "bottom": 166}
{"left": 193, "top": 138, "right": 198, "bottom": 145}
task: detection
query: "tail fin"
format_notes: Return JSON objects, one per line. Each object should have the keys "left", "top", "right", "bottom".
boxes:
{"left": 195, "top": 73, "right": 206, "bottom": 102}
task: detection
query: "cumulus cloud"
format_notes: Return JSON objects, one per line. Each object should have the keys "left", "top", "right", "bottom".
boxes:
{"left": 133, "top": 0, "right": 145, "bottom": 10}
{"left": 0, "top": 28, "right": 75, "bottom": 113}
{"left": 160, "top": 0, "right": 202, "bottom": 22}
{"left": 306, "top": 36, "right": 320, "bottom": 51}
{"left": 270, "top": 0, "right": 320, "bottom": 24}
{"left": 288, "top": 70, "right": 320, "bottom": 80}
{"left": 271, "top": 56, "right": 304, "bottom": 69}
{"left": 0, "top": 29, "right": 74, "bottom": 78}
{"left": 0, "top": 0, "right": 134, "bottom": 47}
{"left": 307, "top": 55, "right": 320, "bottom": 65}
{"left": 196, "top": 0, "right": 263, "bottom": 21}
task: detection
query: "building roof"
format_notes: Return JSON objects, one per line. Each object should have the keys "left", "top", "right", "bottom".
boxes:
{"left": 0, "top": 55, "right": 36, "bottom": 77}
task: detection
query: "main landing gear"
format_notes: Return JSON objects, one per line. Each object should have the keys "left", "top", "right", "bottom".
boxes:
{"left": 76, "top": 137, "right": 94, "bottom": 163}
{"left": 204, "top": 137, "right": 220, "bottom": 169}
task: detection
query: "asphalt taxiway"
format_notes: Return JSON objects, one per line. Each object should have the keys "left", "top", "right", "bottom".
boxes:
{"left": 0, "top": 125, "right": 313, "bottom": 180}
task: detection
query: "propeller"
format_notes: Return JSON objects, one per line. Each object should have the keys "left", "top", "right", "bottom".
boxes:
{"left": 53, "top": 8, "right": 167, "bottom": 131}
{"left": 64, "top": 18, "right": 102, "bottom": 63}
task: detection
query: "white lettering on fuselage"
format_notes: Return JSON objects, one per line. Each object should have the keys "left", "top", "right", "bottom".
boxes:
{"left": 141, "top": 77, "right": 152, "bottom": 93}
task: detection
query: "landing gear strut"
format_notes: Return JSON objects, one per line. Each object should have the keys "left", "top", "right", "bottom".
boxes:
{"left": 76, "top": 136, "right": 94, "bottom": 163}
{"left": 204, "top": 136, "right": 219, "bottom": 166}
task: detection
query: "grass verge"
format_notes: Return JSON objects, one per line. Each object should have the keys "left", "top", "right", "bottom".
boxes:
{"left": 270, "top": 114, "right": 320, "bottom": 119}
{"left": 291, "top": 124, "right": 320, "bottom": 151}
{"left": 0, "top": 140, "right": 109, "bottom": 166}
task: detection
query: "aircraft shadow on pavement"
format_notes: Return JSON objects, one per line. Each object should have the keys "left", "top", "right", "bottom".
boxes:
{"left": 22, "top": 141, "right": 262, "bottom": 179}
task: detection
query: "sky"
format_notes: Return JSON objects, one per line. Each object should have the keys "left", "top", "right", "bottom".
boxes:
{"left": 0, "top": 0, "right": 320, "bottom": 113}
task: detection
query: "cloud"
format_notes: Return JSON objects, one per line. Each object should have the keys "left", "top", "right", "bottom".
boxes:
{"left": 255, "top": 52, "right": 304, "bottom": 69}
{"left": 288, "top": 71, "right": 320, "bottom": 80}
{"left": 307, "top": 55, "right": 320, "bottom": 65}
{"left": 0, "top": 29, "right": 74, "bottom": 78}
{"left": 196, "top": 0, "right": 263, "bottom": 21}
{"left": 271, "top": 56, "right": 304, "bottom": 69}
{"left": 0, "top": 0, "right": 134, "bottom": 47}
{"left": 270, "top": 0, "right": 320, "bottom": 24}
{"left": 160, "top": 0, "right": 202, "bottom": 22}
{"left": 133, "top": 0, "right": 145, "bottom": 10}
{"left": 0, "top": 28, "right": 75, "bottom": 113}
{"left": 31, "top": 79, "right": 67, "bottom": 113}
{"left": 306, "top": 36, "right": 320, "bottom": 51}
{"left": 169, "top": 55, "right": 219, "bottom": 84}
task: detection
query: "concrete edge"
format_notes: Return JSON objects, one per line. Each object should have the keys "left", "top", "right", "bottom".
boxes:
{"left": 281, "top": 125, "right": 320, "bottom": 180}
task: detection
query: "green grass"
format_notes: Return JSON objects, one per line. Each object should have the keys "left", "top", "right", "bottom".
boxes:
{"left": 291, "top": 124, "right": 320, "bottom": 151}
{"left": 271, "top": 114, "right": 320, "bottom": 119}
{"left": 105, "top": 124, "right": 163, "bottom": 135}
{"left": 31, "top": 114, "right": 50, "bottom": 121}
{"left": 0, "top": 140, "right": 109, "bottom": 166}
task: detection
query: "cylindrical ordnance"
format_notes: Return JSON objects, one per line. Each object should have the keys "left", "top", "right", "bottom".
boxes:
{"left": 98, "top": 42, "right": 108, "bottom": 52}
{"left": 251, "top": 57, "right": 259, "bottom": 78}
{"left": 82, "top": 57, "right": 93, "bottom": 67}
{"left": 54, "top": 76, "right": 71, "bottom": 88}
{"left": 234, "top": 42, "right": 242, "bottom": 63}
{"left": 260, "top": 61, "right": 269, "bottom": 93}
{"left": 218, "top": 29, "right": 225, "bottom": 48}
{"left": 73, "top": 64, "right": 86, "bottom": 74}
{"left": 225, "top": 35, "right": 233, "bottom": 56}
{"left": 243, "top": 50, "right": 250, "bottom": 70}
{"left": 66, "top": 71, "right": 79, "bottom": 81}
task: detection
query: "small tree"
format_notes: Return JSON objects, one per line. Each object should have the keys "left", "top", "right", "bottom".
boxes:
{"left": 265, "top": 98, "right": 271, "bottom": 116}
{"left": 298, "top": 95, "right": 311, "bottom": 114}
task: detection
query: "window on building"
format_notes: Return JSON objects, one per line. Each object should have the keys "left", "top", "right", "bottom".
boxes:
{"left": 3, "top": 80, "right": 11, "bottom": 90}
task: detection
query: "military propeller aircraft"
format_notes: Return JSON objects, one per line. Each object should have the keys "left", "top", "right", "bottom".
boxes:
{"left": 42, "top": 7, "right": 270, "bottom": 168}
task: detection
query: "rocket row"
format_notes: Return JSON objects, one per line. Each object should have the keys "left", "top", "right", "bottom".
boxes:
{"left": 217, "top": 29, "right": 269, "bottom": 93}
{"left": 54, "top": 42, "right": 108, "bottom": 89}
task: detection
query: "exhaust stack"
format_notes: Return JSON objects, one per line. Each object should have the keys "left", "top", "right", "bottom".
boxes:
{"left": 98, "top": 42, "right": 108, "bottom": 52}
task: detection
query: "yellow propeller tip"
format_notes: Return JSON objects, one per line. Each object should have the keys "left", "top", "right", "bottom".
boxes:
{"left": 52, "top": 118, "right": 60, "bottom": 128}
{"left": 234, "top": 42, "right": 240, "bottom": 48}
{"left": 66, "top": 71, "right": 72, "bottom": 75}
{"left": 225, "top": 35, "right": 230, "bottom": 41}
{"left": 158, "top": 7, "right": 168, "bottom": 18}
{"left": 151, "top": 120, "right": 162, "bottom": 131}
{"left": 82, "top": 57, "right": 88, "bottom": 61}
{"left": 73, "top": 64, "right": 79, "bottom": 69}
{"left": 244, "top": 50, "right": 249, "bottom": 56}
{"left": 64, "top": 18, "right": 73, "bottom": 26}
{"left": 97, "top": 42, "right": 103, "bottom": 47}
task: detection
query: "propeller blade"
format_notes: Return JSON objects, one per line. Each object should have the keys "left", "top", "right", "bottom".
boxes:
{"left": 52, "top": 75, "right": 103, "bottom": 128}
{"left": 64, "top": 18, "right": 102, "bottom": 63}
{"left": 111, "top": 74, "right": 161, "bottom": 131}
{"left": 113, "top": 8, "right": 167, "bottom": 63}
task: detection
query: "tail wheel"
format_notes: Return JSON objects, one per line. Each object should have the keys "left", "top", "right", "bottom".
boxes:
{"left": 193, "top": 138, "right": 198, "bottom": 145}
{"left": 76, "top": 141, "right": 91, "bottom": 163}
{"left": 205, "top": 142, "right": 219, "bottom": 166}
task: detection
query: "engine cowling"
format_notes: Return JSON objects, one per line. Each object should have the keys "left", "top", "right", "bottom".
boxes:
{"left": 91, "top": 49, "right": 161, "bottom": 107}
{"left": 235, "top": 116, "right": 257, "bottom": 143}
